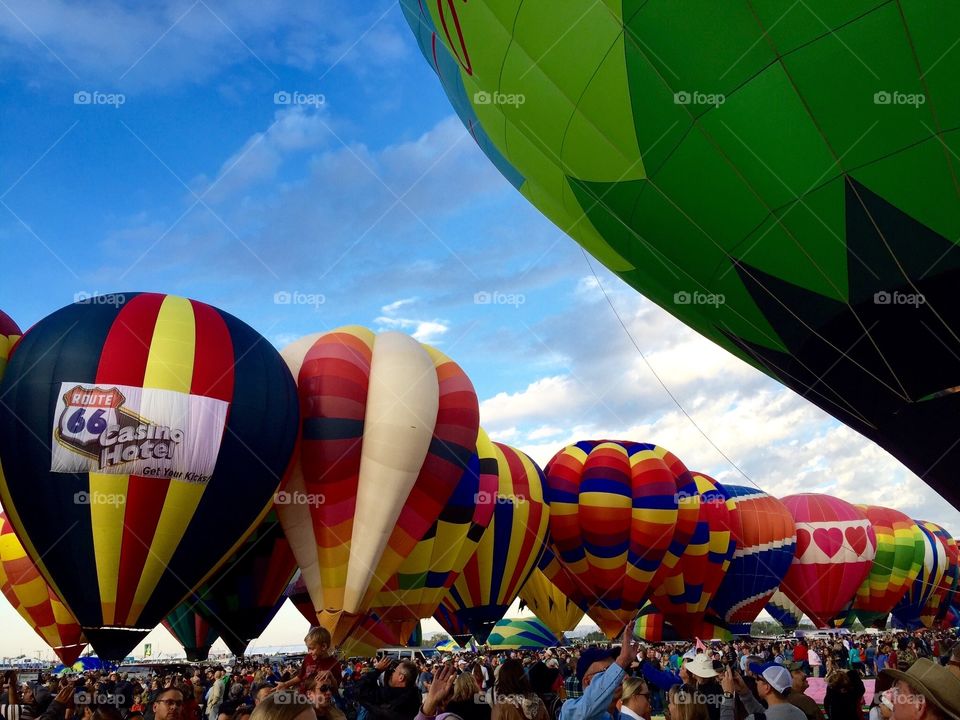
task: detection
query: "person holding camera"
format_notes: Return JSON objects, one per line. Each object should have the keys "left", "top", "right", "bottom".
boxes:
{"left": 357, "top": 658, "right": 421, "bottom": 720}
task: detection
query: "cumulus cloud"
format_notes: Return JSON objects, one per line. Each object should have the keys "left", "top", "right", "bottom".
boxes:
{"left": 0, "top": 0, "right": 408, "bottom": 90}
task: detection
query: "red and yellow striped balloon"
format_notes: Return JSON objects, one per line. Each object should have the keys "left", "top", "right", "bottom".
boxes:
{"left": 0, "top": 512, "right": 86, "bottom": 664}
{"left": 518, "top": 562, "right": 585, "bottom": 639}
{"left": 652, "top": 473, "right": 738, "bottom": 637}
{"left": 278, "top": 327, "right": 480, "bottom": 643}
{"left": 365, "top": 428, "right": 498, "bottom": 642}
{"left": 544, "top": 440, "right": 691, "bottom": 638}
{"left": 438, "top": 435, "right": 550, "bottom": 642}
{"left": 0, "top": 293, "right": 299, "bottom": 660}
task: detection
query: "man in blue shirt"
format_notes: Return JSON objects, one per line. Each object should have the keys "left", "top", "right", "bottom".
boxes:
{"left": 560, "top": 624, "right": 640, "bottom": 720}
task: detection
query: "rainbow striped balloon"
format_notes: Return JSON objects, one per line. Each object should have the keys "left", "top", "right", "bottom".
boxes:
{"left": 852, "top": 506, "right": 925, "bottom": 626}
{"left": 0, "top": 293, "right": 299, "bottom": 660}
{"left": 439, "top": 436, "right": 550, "bottom": 642}
{"left": 892, "top": 521, "right": 947, "bottom": 628}
{"left": 709, "top": 485, "right": 796, "bottom": 632}
{"left": 544, "top": 440, "right": 690, "bottom": 638}
{"left": 278, "top": 327, "right": 480, "bottom": 643}
{"left": 0, "top": 511, "right": 86, "bottom": 664}
{"left": 652, "top": 472, "right": 738, "bottom": 637}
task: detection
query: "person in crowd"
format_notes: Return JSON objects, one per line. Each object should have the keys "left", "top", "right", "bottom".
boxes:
{"left": 357, "top": 658, "right": 421, "bottom": 720}
{"left": 883, "top": 657, "right": 960, "bottom": 720}
{"left": 153, "top": 687, "right": 185, "bottom": 720}
{"left": 616, "top": 678, "right": 651, "bottom": 720}
{"left": 305, "top": 678, "right": 346, "bottom": 720}
{"left": 868, "top": 690, "right": 895, "bottom": 720}
{"left": 822, "top": 670, "right": 859, "bottom": 720}
{"left": 249, "top": 692, "right": 314, "bottom": 720}
{"left": 278, "top": 628, "right": 342, "bottom": 694}
{"left": 417, "top": 664, "right": 434, "bottom": 695}
{"left": 560, "top": 624, "right": 639, "bottom": 720}
{"left": 444, "top": 673, "right": 489, "bottom": 720}
{"left": 206, "top": 672, "right": 226, "bottom": 720}
{"left": 720, "top": 665, "right": 805, "bottom": 720}
{"left": 488, "top": 659, "right": 548, "bottom": 720}
{"left": 666, "top": 684, "right": 709, "bottom": 720}
{"left": 787, "top": 669, "right": 824, "bottom": 720}
{"left": 946, "top": 643, "right": 960, "bottom": 681}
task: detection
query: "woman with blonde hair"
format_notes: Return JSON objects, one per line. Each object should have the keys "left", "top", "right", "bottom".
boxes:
{"left": 618, "top": 677, "right": 652, "bottom": 720}
{"left": 249, "top": 691, "right": 314, "bottom": 720}
{"left": 666, "top": 684, "right": 709, "bottom": 720}
{"left": 445, "top": 673, "right": 491, "bottom": 720}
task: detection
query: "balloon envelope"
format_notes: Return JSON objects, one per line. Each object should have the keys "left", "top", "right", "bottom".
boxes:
{"left": 162, "top": 603, "right": 218, "bottom": 662}
{"left": 518, "top": 560, "right": 584, "bottom": 639}
{"left": 892, "top": 521, "right": 946, "bottom": 629}
{"left": 919, "top": 521, "right": 960, "bottom": 627}
{"left": 851, "top": 506, "right": 925, "bottom": 626}
{"left": 652, "top": 473, "right": 737, "bottom": 637}
{"left": 0, "top": 511, "right": 85, "bottom": 665}
{"left": 277, "top": 327, "right": 480, "bottom": 642}
{"left": 441, "top": 437, "right": 550, "bottom": 642}
{"left": 0, "top": 309, "right": 21, "bottom": 380}
{"left": 403, "top": 0, "right": 960, "bottom": 510}
{"left": 0, "top": 293, "right": 299, "bottom": 660}
{"left": 189, "top": 510, "right": 297, "bottom": 657}
{"left": 765, "top": 589, "right": 804, "bottom": 633}
{"left": 543, "top": 440, "right": 688, "bottom": 638}
{"left": 486, "top": 617, "right": 558, "bottom": 650}
{"left": 708, "top": 485, "right": 795, "bottom": 632}
{"left": 779, "top": 494, "right": 877, "bottom": 628}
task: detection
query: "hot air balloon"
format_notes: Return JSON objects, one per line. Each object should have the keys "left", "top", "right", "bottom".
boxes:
{"left": 162, "top": 603, "right": 218, "bottom": 662}
{"left": 651, "top": 473, "right": 737, "bottom": 637}
{"left": 892, "top": 521, "right": 946, "bottom": 629}
{"left": 518, "top": 558, "right": 585, "bottom": 639}
{"left": 286, "top": 571, "right": 316, "bottom": 627}
{"left": 850, "top": 506, "right": 925, "bottom": 627}
{"left": 708, "top": 485, "right": 796, "bottom": 634}
{"left": 0, "top": 310, "right": 21, "bottom": 380}
{"left": 439, "top": 436, "right": 550, "bottom": 642}
{"left": 765, "top": 589, "right": 804, "bottom": 633}
{"left": 402, "top": 0, "right": 960, "bottom": 512}
{"left": 0, "top": 293, "right": 299, "bottom": 660}
{"left": 0, "top": 512, "right": 86, "bottom": 664}
{"left": 920, "top": 521, "right": 960, "bottom": 627}
{"left": 277, "top": 327, "right": 480, "bottom": 643}
{"left": 486, "top": 617, "right": 558, "bottom": 650}
{"left": 364, "top": 429, "right": 496, "bottom": 642}
{"left": 543, "top": 440, "right": 692, "bottom": 638}
{"left": 433, "top": 603, "right": 473, "bottom": 646}
{"left": 632, "top": 602, "right": 680, "bottom": 643}
{"left": 779, "top": 494, "right": 877, "bottom": 628}
{"left": 188, "top": 510, "right": 297, "bottom": 657}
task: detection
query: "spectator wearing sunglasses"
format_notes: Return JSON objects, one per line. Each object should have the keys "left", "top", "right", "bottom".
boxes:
{"left": 618, "top": 678, "right": 652, "bottom": 720}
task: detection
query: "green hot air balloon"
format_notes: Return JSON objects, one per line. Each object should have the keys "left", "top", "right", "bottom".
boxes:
{"left": 402, "top": 1, "right": 960, "bottom": 508}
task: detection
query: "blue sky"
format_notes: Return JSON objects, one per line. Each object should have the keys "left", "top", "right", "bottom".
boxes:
{"left": 1, "top": 1, "right": 958, "bottom": 659}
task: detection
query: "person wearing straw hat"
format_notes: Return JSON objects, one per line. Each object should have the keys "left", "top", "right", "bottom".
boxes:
{"left": 882, "top": 658, "right": 960, "bottom": 720}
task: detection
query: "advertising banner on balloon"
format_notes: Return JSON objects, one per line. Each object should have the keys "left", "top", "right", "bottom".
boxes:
{"left": 50, "top": 382, "right": 229, "bottom": 483}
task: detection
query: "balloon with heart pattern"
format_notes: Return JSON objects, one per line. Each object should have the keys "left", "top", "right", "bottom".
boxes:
{"left": 779, "top": 494, "right": 877, "bottom": 628}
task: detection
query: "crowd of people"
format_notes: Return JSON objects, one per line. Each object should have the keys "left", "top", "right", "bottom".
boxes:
{"left": 4, "top": 625, "right": 960, "bottom": 720}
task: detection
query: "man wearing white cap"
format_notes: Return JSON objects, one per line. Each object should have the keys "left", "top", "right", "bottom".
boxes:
{"left": 720, "top": 665, "right": 805, "bottom": 720}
